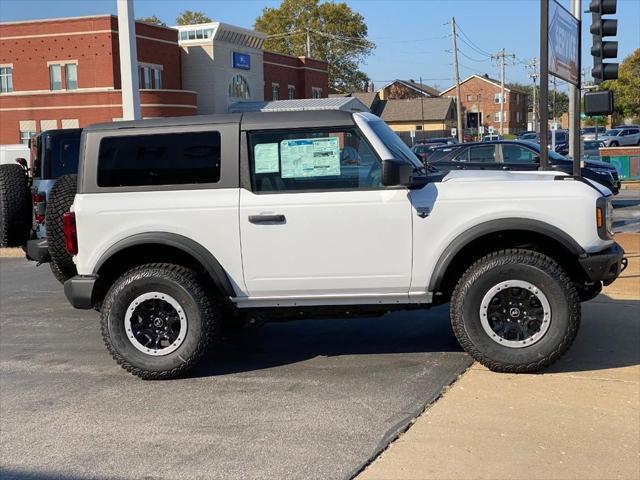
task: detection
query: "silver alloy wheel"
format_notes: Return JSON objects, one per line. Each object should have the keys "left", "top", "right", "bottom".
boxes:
{"left": 479, "top": 280, "right": 551, "bottom": 348}
{"left": 124, "top": 292, "right": 187, "bottom": 356}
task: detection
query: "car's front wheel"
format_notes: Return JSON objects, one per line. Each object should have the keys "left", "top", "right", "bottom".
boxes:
{"left": 451, "top": 249, "right": 580, "bottom": 372}
{"left": 101, "top": 263, "right": 219, "bottom": 379}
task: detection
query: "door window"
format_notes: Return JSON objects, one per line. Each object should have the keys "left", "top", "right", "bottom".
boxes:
{"left": 468, "top": 145, "right": 497, "bottom": 163}
{"left": 502, "top": 144, "right": 537, "bottom": 164}
{"left": 248, "top": 128, "right": 382, "bottom": 193}
{"left": 451, "top": 148, "right": 469, "bottom": 162}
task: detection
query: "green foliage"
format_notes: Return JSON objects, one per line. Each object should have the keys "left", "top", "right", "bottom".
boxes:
{"left": 136, "top": 16, "right": 166, "bottom": 27}
{"left": 176, "top": 10, "right": 212, "bottom": 26}
{"left": 602, "top": 49, "right": 640, "bottom": 120}
{"left": 508, "top": 82, "right": 569, "bottom": 119}
{"left": 254, "top": 0, "right": 374, "bottom": 93}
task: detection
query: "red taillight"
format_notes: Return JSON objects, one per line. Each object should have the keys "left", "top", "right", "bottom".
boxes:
{"left": 63, "top": 212, "right": 78, "bottom": 255}
{"left": 33, "top": 193, "right": 45, "bottom": 224}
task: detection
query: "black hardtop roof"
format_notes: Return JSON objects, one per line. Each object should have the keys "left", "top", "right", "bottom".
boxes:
{"left": 38, "top": 128, "right": 83, "bottom": 137}
{"left": 82, "top": 110, "right": 357, "bottom": 133}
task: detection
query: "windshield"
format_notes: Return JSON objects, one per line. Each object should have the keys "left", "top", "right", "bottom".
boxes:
{"left": 603, "top": 129, "right": 621, "bottom": 136}
{"left": 368, "top": 120, "right": 423, "bottom": 169}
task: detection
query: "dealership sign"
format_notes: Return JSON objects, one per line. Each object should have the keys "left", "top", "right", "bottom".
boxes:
{"left": 548, "top": 0, "right": 579, "bottom": 85}
{"left": 233, "top": 52, "right": 251, "bottom": 70}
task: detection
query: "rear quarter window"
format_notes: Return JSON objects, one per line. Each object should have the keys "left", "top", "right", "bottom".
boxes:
{"left": 97, "top": 131, "right": 221, "bottom": 187}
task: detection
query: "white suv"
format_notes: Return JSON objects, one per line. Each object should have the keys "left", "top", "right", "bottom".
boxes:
{"left": 61, "top": 111, "right": 626, "bottom": 379}
{"left": 585, "top": 127, "right": 640, "bottom": 146}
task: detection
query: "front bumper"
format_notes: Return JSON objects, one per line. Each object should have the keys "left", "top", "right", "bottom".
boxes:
{"left": 24, "top": 238, "right": 50, "bottom": 263}
{"left": 64, "top": 275, "right": 97, "bottom": 309}
{"left": 579, "top": 242, "right": 627, "bottom": 286}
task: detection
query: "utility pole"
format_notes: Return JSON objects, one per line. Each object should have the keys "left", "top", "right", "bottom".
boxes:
{"left": 540, "top": 0, "right": 550, "bottom": 170}
{"left": 450, "top": 17, "right": 463, "bottom": 143}
{"left": 492, "top": 48, "right": 516, "bottom": 136}
{"left": 306, "top": 28, "right": 311, "bottom": 57}
{"left": 420, "top": 76, "right": 425, "bottom": 141}
{"left": 527, "top": 57, "right": 538, "bottom": 131}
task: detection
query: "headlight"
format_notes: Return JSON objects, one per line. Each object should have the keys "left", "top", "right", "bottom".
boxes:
{"left": 596, "top": 196, "right": 613, "bottom": 239}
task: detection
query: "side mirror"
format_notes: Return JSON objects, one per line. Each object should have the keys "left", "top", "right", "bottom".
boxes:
{"left": 533, "top": 155, "right": 541, "bottom": 163}
{"left": 382, "top": 159, "right": 415, "bottom": 186}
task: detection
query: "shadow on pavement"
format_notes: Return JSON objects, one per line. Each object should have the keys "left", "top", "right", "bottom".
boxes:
{"left": 0, "top": 469, "right": 101, "bottom": 480}
{"left": 544, "top": 295, "right": 640, "bottom": 374}
{"left": 190, "top": 304, "right": 464, "bottom": 378}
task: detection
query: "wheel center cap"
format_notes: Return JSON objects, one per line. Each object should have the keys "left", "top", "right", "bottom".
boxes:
{"left": 153, "top": 317, "right": 164, "bottom": 328}
{"left": 509, "top": 307, "right": 521, "bottom": 318}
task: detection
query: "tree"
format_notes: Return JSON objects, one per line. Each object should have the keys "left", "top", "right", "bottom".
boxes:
{"left": 508, "top": 82, "right": 569, "bottom": 119}
{"left": 136, "top": 16, "right": 166, "bottom": 27}
{"left": 602, "top": 49, "right": 640, "bottom": 121}
{"left": 176, "top": 10, "right": 212, "bottom": 26}
{"left": 254, "top": 0, "right": 374, "bottom": 93}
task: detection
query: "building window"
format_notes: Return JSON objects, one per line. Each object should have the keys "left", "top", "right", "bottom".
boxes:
{"left": 312, "top": 87, "right": 323, "bottom": 99}
{"left": 288, "top": 85, "right": 295, "bottom": 100}
{"left": 494, "top": 111, "right": 504, "bottom": 122}
{"left": 271, "top": 83, "right": 279, "bottom": 100}
{"left": 50, "top": 64, "right": 62, "bottom": 90}
{"left": 466, "top": 94, "right": 472, "bottom": 101}
{"left": 229, "top": 74, "right": 250, "bottom": 99}
{"left": 0, "top": 67, "right": 13, "bottom": 93}
{"left": 180, "top": 28, "right": 215, "bottom": 41}
{"left": 138, "top": 65, "right": 162, "bottom": 89}
{"left": 20, "top": 130, "right": 35, "bottom": 145}
{"left": 516, "top": 93, "right": 520, "bottom": 104}
{"left": 493, "top": 93, "right": 503, "bottom": 104}
{"left": 517, "top": 111, "right": 522, "bottom": 122}
{"left": 65, "top": 64, "right": 77, "bottom": 90}
{"left": 416, "top": 125, "right": 423, "bottom": 130}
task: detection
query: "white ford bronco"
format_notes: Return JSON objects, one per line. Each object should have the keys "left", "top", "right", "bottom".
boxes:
{"left": 62, "top": 111, "right": 626, "bottom": 379}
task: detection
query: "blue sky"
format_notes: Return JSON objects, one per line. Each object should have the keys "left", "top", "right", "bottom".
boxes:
{"left": 1, "top": 0, "right": 638, "bottom": 92}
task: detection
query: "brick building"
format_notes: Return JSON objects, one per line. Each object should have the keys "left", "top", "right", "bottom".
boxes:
{"left": 440, "top": 74, "right": 528, "bottom": 134}
{"left": 378, "top": 79, "right": 440, "bottom": 100}
{"left": 0, "top": 16, "right": 329, "bottom": 145}
{"left": 263, "top": 52, "right": 328, "bottom": 101}
{"left": 0, "top": 15, "right": 198, "bottom": 144}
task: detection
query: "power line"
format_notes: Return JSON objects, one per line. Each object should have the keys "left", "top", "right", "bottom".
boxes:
{"left": 455, "top": 23, "right": 493, "bottom": 57}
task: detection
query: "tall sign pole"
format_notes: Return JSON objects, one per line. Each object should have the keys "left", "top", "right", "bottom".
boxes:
{"left": 539, "top": 0, "right": 550, "bottom": 170}
{"left": 117, "top": 0, "right": 141, "bottom": 120}
{"left": 569, "top": 0, "right": 582, "bottom": 175}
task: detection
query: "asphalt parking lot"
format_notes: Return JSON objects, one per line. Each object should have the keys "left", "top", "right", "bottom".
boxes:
{"left": 0, "top": 259, "right": 472, "bottom": 480}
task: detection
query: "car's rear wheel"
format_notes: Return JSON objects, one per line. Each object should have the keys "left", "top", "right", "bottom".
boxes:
{"left": 46, "top": 174, "right": 77, "bottom": 283}
{"left": 101, "top": 263, "right": 219, "bottom": 379}
{"left": 610, "top": 141, "right": 619, "bottom": 146}
{"left": 0, "top": 164, "right": 31, "bottom": 248}
{"left": 450, "top": 249, "right": 580, "bottom": 372}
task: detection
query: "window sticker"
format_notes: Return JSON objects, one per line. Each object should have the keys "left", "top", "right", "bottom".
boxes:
{"left": 254, "top": 143, "right": 280, "bottom": 173}
{"left": 280, "top": 137, "right": 340, "bottom": 178}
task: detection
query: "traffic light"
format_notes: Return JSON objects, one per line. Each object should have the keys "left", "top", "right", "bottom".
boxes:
{"left": 589, "top": 0, "right": 618, "bottom": 83}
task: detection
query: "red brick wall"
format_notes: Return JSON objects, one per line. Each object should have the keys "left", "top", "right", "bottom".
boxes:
{"left": 263, "top": 51, "right": 328, "bottom": 100}
{"left": 442, "top": 76, "right": 528, "bottom": 133}
{"left": 0, "top": 90, "right": 196, "bottom": 144}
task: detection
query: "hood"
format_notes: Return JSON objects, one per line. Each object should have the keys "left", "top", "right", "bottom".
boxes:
{"left": 583, "top": 158, "right": 616, "bottom": 169}
{"left": 442, "top": 169, "right": 612, "bottom": 196}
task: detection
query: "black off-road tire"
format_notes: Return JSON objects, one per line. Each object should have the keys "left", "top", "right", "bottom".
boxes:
{"left": 46, "top": 174, "right": 77, "bottom": 283}
{"left": 450, "top": 249, "right": 581, "bottom": 373}
{"left": 101, "top": 263, "right": 219, "bottom": 380}
{"left": 0, "top": 164, "right": 31, "bottom": 247}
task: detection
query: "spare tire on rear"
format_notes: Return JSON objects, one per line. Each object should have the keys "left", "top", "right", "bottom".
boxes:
{"left": 46, "top": 174, "right": 78, "bottom": 283}
{"left": 0, "top": 164, "right": 31, "bottom": 248}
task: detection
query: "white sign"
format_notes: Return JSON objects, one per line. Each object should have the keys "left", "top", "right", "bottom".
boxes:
{"left": 280, "top": 137, "right": 340, "bottom": 178}
{"left": 410, "top": 130, "right": 416, "bottom": 139}
{"left": 254, "top": 143, "right": 280, "bottom": 173}
{"left": 488, "top": 126, "right": 495, "bottom": 134}
{"left": 451, "top": 128, "right": 457, "bottom": 137}
{"left": 551, "top": 122, "right": 559, "bottom": 130}
{"left": 479, "top": 126, "right": 485, "bottom": 135}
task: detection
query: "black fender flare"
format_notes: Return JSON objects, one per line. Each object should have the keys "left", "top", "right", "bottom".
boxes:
{"left": 94, "top": 232, "right": 236, "bottom": 297}
{"left": 428, "top": 218, "right": 586, "bottom": 292}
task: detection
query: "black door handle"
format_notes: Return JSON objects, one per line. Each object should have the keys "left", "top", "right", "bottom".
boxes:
{"left": 248, "top": 214, "right": 286, "bottom": 224}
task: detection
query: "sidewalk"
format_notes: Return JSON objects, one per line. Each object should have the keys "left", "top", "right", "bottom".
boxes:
{"left": 359, "top": 233, "right": 640, "bottom": 480}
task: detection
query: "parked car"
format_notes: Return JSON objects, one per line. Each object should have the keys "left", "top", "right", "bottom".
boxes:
{"left": 416, "top": 137, "right": 458, "bottom": 146}
{"left": 24, "top": 128, "right": 82, "bottom": 282}
{"left": 591, "top": 127, "right": 640, "bottom": 147}
{"left": 581, "top": 126, "right": 606, "bottom": 137}
{"left": 583, "top": 139, "right": 603, "bottom": 160}
{"left": 517, "top": 131, "right": 538, "bottom": 141}
{"left": 59, "top": 111, "right": 625, "bottom": 379}
{"left": 423, "top": 140, "right": 620, "bottom": 193}
{"left": 613, "top": 124, "right": 640, "bottom": 129}
{"left": 482, "top": 134, "right": 503, "bottom": 142}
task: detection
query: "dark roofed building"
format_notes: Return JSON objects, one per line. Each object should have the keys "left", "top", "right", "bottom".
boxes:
{"left": 379, "top": 79, "right": 440, "bottom": 100}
